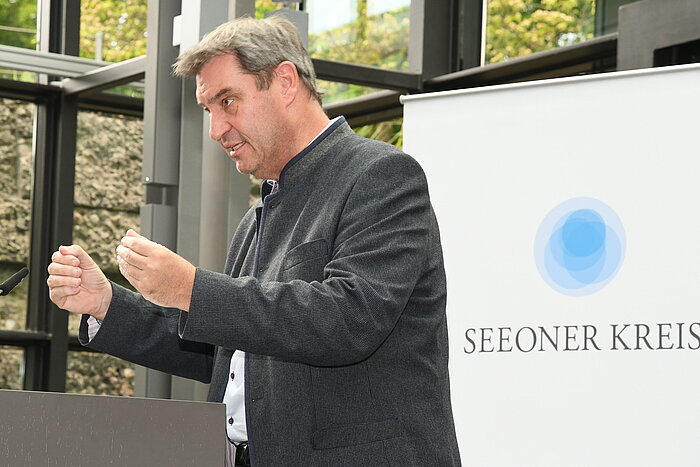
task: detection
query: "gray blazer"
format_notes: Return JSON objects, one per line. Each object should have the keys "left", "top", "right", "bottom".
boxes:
{"left": 81, "top": 119, "right": 461, "bottom": 466}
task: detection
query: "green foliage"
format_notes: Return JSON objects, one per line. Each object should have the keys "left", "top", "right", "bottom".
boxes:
{"left": 353, "top": 119, "right": 403, "bottom": 148}
{"left": 0, "top": 0, "right": 37, "bottom": 49}
{"left": 80, "top": 0, "right": 148, "bottom": 62}
{"left": 307, "top": 3, "right": 409, "bottom": 142}
{"left": 308, "top": 5, "right": 410, "bottom": 73}
{"left": 317, "top": 80, "right": 380, "bottom": 106}
{"left": 486, "top": 0, "right": 595, "bottom": 63}
{"left": 255, "top": 0, "right": 301, "bottom": 19}
{"left": 257, "top": 1, "right": 408, "bottom": 104}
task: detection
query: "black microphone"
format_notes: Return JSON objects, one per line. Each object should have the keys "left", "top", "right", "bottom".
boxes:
{"left": 0, "top": 267, "right": 29, "bottom": 296}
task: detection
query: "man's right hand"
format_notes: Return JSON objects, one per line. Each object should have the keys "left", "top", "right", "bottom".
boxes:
{"left": 47, "top": 245, "right": 112, "bottom": 321}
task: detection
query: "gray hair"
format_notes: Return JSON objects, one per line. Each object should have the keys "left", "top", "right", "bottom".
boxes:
{"left": 173, "top": 16, "right": 323, "bottom": 105}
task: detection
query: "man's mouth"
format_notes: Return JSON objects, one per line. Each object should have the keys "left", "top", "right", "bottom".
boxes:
{"left": 228, "top": 141, "right": 246, "bottom": 157}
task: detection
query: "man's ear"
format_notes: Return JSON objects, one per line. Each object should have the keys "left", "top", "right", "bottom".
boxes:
{"left": 275, "top": 61, "right": 299, "bottom": 104}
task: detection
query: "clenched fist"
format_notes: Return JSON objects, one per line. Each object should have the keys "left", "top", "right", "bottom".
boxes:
{"left": 116, "top": 229, "right": 196, "bottom": 311}
{"left": 47, "top": 245, "right": 112, "bottom": 320}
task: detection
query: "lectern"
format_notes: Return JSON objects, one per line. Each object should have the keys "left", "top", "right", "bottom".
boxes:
{"left": 0, "top": 389, "right": 225, "bottom": 466}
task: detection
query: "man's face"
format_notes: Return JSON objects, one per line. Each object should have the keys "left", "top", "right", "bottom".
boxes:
{"left": 196, "top": 54, "right": 288, "bottom": 179}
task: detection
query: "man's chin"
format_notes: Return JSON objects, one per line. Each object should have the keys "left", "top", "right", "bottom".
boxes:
{"left": 233, "top": 160, "right": 249, "bottom": 175}
{"left": 234, "top": 163, "right": 262, "bottom": 179}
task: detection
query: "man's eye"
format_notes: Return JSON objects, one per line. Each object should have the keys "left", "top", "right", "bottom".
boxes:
{"left": 223, "top": 98, "right": 234, "bottom": 107}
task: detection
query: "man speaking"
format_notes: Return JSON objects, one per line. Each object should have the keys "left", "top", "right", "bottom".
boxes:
{"left": 47, "top": 16, "right": 460, "bottom": 467}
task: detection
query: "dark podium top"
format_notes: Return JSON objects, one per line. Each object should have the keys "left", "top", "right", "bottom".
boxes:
{"left": 0, "top": 389, "right": 225, "bottom": 466}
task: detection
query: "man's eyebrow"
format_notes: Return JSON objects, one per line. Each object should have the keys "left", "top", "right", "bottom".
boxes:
{"left": 207, "top": 88, "right": 235, "bottom": 105}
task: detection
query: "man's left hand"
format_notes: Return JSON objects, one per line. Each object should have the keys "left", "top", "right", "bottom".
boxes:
{"left": 116, "top": 229, "right": 196, "bottom": 311}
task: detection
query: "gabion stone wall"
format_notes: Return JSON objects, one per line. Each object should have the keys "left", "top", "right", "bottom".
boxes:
{"left": 67, "top": 351, "right": 135, "bottom": 396}
{"left": 0, "top": 99, "right": 142, "bottom": 396}
{"left": 0, "top": 98, "right": 33, "bottom": 333}
{"left": 0, "top": 98, "right": 32, "bottom": 264}
{"left": 73, "top": 110, "right": 144, "bottom": 274}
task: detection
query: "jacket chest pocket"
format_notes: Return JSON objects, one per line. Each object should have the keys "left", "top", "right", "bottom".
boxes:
{"left": 280, "top": 239, "right": 329, "bottom": 283}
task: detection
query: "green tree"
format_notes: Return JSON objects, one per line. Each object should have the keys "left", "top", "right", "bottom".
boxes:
{"left": 356, "top": 0, "right": 368, "bottom": 41}
{"left": 308, "top": 5, "right": 409, "bottom": 73}
{"left": 0, "top": 0, "right": 37, "bottom": 49}
{"left": 354, "top": 119, "right": 402, "bottom": 147}
{"left": 305, "top": 2, "right": 409, "bottom": 145}
{"left": 486, "top": 0, "right": 596, "bottom": 64}
{"left": 255, "top": 0, "right": 300, "bottom": 19}
{"left": 80, "top": 0, "right": 148, "bottom": 62}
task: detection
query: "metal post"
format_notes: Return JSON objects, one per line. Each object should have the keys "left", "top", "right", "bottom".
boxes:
{"left": 95, "top": 32, "right": 104, "bottom": 62}
{"left": 25, "top": 0, "right": 80, "bottom": 392}
{"left": 458, "top": 0, "right": 485, "bottom": 70}
{"left": 170, "top": 0, "right": 253, "bottom": 402}
{"left": 136, "top": 0, "right": 185, "bottom": 399}
{"left": 617, "top": 0, "right": 700, "bottom": 70}
{"left": 409, "top": 0, "right": 457, "bottom": 79}
{"left": 140, "top": 0, "right": 253, "bottom": 401}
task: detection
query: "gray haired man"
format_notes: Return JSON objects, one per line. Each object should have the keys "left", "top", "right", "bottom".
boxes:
{"left": 48, "top": 16, "right": 461, "bottom": 466}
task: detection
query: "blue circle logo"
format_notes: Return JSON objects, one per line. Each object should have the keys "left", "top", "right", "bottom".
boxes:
{"left": 534, "top": 198, "right": 625, "bottom": 296}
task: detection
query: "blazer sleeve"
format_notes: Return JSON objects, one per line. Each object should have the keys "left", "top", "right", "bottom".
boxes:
{"left": 79, "top": 282, "right": 215, "bottom": 384}
{"left": 180, "top": 153, "right": 439, "bottom": 367}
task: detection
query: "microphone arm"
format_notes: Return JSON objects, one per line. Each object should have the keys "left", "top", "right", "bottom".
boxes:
{"left": 0, "top": 267, "right": 29, "bottom": 296}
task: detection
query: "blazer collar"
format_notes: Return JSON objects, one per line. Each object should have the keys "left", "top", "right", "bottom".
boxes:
{"left": 260, "top": 117, "right": 351, "bottom": 200}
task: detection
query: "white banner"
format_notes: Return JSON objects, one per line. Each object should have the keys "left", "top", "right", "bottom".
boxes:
{"left": 402, "top": 63, "right": 700, "bottom": 466}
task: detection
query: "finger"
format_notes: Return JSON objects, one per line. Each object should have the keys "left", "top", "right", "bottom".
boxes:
{"left": 122, "top": 229, "right": 152, "bottom": 252}
{"left": 59, "top": 245, "right": 99, "bottom": 270}
{"left": 51, "top": 249, "right": 80, "bottom": 267}
{"left": 120, "top": 235, "right": 157, "bottom": 257}
{"left": 116, "top": 245, "right": 147, "bottom": 270}
{"left": 47, "top": 262, "right": 82, "bottom": 278}
{"left": 125, "top": 229, "right": 145, "bottom": 238}
{"left": 47, "top": 274, "right": 81, "bottom": 290}
{"left": 117, "top": 256, "right": 143, "bottom": 282}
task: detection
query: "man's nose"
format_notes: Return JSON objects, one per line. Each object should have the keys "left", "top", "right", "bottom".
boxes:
{"left": 208, "top": 113, "right": 231, "bottom": 141}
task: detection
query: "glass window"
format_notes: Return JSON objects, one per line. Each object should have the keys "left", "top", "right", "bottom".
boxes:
{"left": 0, "top": 98, "right": 34, "bottom": 331}
{"left": 256, "top": 0, "right": 302, "bottom": 18}
{"left": 0, "top": 0, "right": 38, "bottom": 50}
{"left": 306, "top": 0, "right": 411, "bottom": 70}
{"left": 0, "top": 69, "right": 38, "bottom": 83}
{"left": 485, "top": 0, "right": 596, "bottom": 64}
{"left": 0, "top": 346, "right": 25, "bottom": 390}
{"left": 353, "top": 118, "right": 403, "bottom": 148}
{"left": 0, "top": 0, "right": 39, "bottom": 82}
{"left": 66, "top": 351, "right": 135, "bottom": 396}
{"left": 256, "top": 0, "right": 410, "bottom": 70}
{"left": 318, "top": 79, "right": 383, "bottom": 105}
{"left": 69, "top": 110, "right": 144, "bottom": 334}
{"left": 103, "top": 82, "right": 146, "bottom": 99}
{"left": 594, "top": 0, "right": 639, "bottom": 35}
{"left": 80, "top": 0, "right": 148, "bottom": 62}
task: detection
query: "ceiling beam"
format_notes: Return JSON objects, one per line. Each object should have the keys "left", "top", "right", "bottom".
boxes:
{"left": 60, "top": 55, "right": 146, "bottom": 96}
{"left": 313, "top": 59, "right": 422, "bottom": 92}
